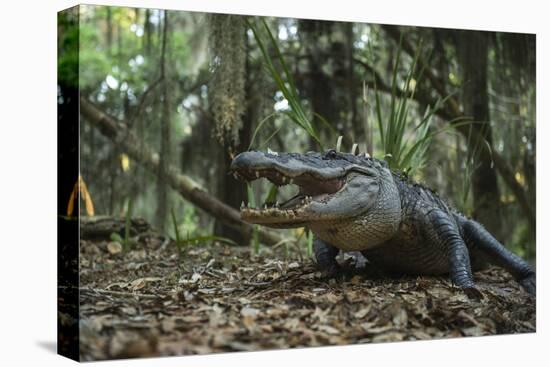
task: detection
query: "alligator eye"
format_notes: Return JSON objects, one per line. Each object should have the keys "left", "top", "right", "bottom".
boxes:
{"left": 325, "top": 149, "right": 338, "bottom": 159}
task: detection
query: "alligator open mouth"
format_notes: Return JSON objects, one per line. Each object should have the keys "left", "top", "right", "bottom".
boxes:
{"left": 231, "top": 167, "right": 345, "bottom": 220}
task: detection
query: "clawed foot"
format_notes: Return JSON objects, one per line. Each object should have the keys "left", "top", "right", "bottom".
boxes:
{"left": 519, "top": 273, "right": 536, "bottom": 296}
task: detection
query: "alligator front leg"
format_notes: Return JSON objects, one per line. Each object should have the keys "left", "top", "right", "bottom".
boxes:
{"left": 313, "top": 238, "right": 340, "bottom": 277}
{"left": 423, "top": 210, "right": 480, "bottom": 298}
{"left": 462, "top": 219, "right": 535, "bottom": 296}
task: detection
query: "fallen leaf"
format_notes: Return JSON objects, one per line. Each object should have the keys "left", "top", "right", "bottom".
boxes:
{"left": 288, "top": 262, "right": 300, "bottom": 269}
{"left": 242, "top": 315, "right": 256, "bottom": 329}
{"left": 354, "top": 305, "right": 371, "bottom": 319}
{"left": 107, "top": 241, "right": 122, "bottom": 254}
{"left": 317, "top": 325, "right": 340, "bottom": 335}
{"left": 241, "top": 307, "right": 260, "bottom": 318}
{"left": 129, "top": 277, "right": 162, "bottom": 291}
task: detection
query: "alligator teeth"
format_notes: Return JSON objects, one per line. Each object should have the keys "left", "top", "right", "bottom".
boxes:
{"left": 233, "top": 173, "right": 239, "bottom": 180}
{"left": 351, "top": 143, "right": 359, "bottom": 155}
{"left": 281, "top": 177, "right": 287, "bottom": 184}
{"left": 240, "top": 201, "right": 245, "bottom": 209}
{"left": 288, "top": 178, "right": 293, "bottom": 184}
{"left": 263, "top": 204, "right": 267, "bottom": 209}
{"left": 275, "top": 201, "right": 279, "bottom": 207}
{"left": 255, "top": 171, "right": 260, "bottom": 178}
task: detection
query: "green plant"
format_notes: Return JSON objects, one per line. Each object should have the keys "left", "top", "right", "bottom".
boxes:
{"left": 456, "top": 123, "right": 493, "bottom": 209}
{"left": 247, "top": 18, "right": 331, "bottom": 149}
{"left": 247, "top": 184, "right": 261, "bottom": 254}
{"left": 306, "top": 229, "right": 313, "bottom": 258}
{"left": 372, "top": 36, "right": 471, "bottom": 176}
{"left": 110, "top": 197, "right": 135, "bottom": 251}
{"left": 373, "top": 37, "right": 428, "bottom": 174}
{"left": 178, "top": 235, "right": 238, "bottom": 247}
{"left": 171, "top": 206, "right": 238, "bottom": 255}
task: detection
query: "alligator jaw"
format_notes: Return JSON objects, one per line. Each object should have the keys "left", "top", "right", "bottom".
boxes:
{"left": 231, "top": 167, "right": 344, "bottom": 224}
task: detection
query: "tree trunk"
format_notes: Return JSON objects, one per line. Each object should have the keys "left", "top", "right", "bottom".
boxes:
{"left": 456, "top": 31, "right": 502, "bottom": 239}
{"left": 156, "top": 11, "right": 171, "bottom": 231}
{"left": 106, "top": 8, "right": 112, "bottom": 56}
{"left": 344, "top": 23, "right": 361, "bottom": 144}
{"left": 143, "top": 9, "right": 151, "bottom": 56}
{"left": 213, "top": 28, "right": 256, "bottom": 245}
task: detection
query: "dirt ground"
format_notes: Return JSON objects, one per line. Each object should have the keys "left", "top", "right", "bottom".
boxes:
{"left": 78, "top": 225, "right": 535, "bottom": 361}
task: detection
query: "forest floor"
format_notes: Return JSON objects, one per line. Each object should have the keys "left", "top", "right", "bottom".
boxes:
{"left": 78, "top": 219, "right": 536, "bottom": 361}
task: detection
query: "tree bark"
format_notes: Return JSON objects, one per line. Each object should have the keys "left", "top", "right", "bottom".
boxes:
{"left": 80, "top": 97, "right": 283, "bottom": 246}
{"left": 213, "top": 30, "right": 255, "bottom": 245}
{"left": 105, "top": 8, "right": 112, "bottom": 56}
{"left": 455, "top": 31, "right": 502, "bottom": 239}
{"left": 156, "top": 11, "right": 171, "bottom": 231}
{"left": 143, "top": 9, "right": 151, "bottom": 56}
{"left": 344, "top": 23, "right": 361, "bottom": 144}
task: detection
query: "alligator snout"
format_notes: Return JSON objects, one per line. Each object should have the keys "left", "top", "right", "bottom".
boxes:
{"left": 230, "top": 151, "right": 270, "bottom": 172}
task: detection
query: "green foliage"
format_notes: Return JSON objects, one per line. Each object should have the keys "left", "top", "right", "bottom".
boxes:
{"left": 509, "top": 220, "right": 535, "bottom": 261}
{"left": 109, "top": 197, "right": 135, "bottom": 251}
{"left": 373, "top": 38, "right": 432, "bottom": 175}
{"left": 306, "top": 230, "right": 313, "bottom": 258}
{"left": 372, "top": 38, "right": 472, "bottom": 177}
{"left": 171, "top": 206, "right": 237, "bottom": 255}
{"left": 57, "top": 16, "right": 80, "bottom": 86}
{"left": 247, "top": 184, "right": 261, "bottom": 254}
{"left": 109, "top": 232, "right": 123, "bottom": 243}
{"left": 247, "top": 18, "right": 325, "bottom": 149}
{"left": 247, "top": 113, "right": 279, "bottom": 150}
{"left": 78, "top": 24, "right": 111, "bottom": 89}
{"left": 179, "top": 204, "right": 199, "bottom": 237}
{"left": 264, "top": 185, "right": 279, "bottom": 205}
{"left": 178, "top": 235, "right": 238, "bottom": 247}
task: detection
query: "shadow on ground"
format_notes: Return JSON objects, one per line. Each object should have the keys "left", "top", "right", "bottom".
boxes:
{"left": 36, "top": 340, "right": 57, "bottom": 354}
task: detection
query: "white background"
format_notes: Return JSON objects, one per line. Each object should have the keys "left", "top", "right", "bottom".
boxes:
{"left": 0, "top": 0, "right": 546, "bottom": 366}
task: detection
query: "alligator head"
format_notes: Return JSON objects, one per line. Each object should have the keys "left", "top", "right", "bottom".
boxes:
{"left": 229, "top": 149, "right": 401, "bottom": 234}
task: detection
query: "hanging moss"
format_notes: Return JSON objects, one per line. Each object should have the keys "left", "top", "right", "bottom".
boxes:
{"left": 208, "top": 14, "right": 246, "bottom": 148}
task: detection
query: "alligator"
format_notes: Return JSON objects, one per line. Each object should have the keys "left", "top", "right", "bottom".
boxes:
{"left": 230, "top": 149, "right": 536, "bottom": 297}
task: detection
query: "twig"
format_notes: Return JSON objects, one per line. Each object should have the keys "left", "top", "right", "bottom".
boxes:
{"left": 129, "top": 76, "right": 163, "bottom": 126}
{"left": 80, "top": 287, "right": 159, "bottom": 299}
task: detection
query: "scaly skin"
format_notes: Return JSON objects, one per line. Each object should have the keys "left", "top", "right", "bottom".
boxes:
{"left": 230, "top": 149, "right": 536, "bottom": 297}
